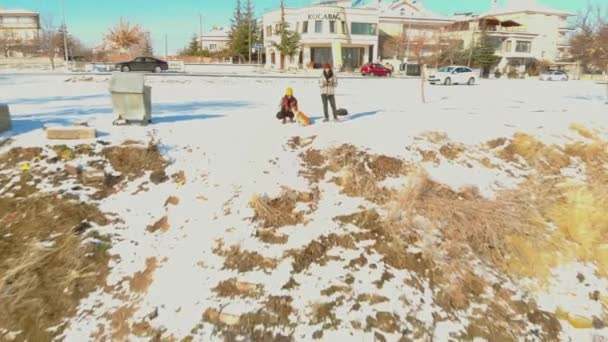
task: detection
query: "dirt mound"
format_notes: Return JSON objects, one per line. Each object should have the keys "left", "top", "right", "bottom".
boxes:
{"left": 0, "top": 195, "right": 111, "bottom": 341}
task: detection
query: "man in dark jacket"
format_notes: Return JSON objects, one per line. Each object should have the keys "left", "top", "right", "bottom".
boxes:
{"left": 276, "top": 87, "right": 297, "bottom": 124}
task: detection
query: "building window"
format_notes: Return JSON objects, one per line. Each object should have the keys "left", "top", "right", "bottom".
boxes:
{"left": 351, "top": 22, "right": 377, "bottom": 35}
{"left": 329, "top": 21, "right": 336, "bottom": 33}
{"left": 504, "top": 40, "right": 512, "bottom": 52}
{"left": 296, "top": 22, "right": 300, "bottom": 33}
{"left": 341, "top": 21, "right": 346, "bottom": 34}
{"left": 302, "top": 21, "right": 308, "bottom": 34}
{"left": 266, "top": 26, "right": 272, "bottom": 37}
{"left": 210, "top": 44, "right": 217, "bottom": 50}
{"left": 315, "top": 20, "right": 322, "bottom": 33}
{"left": 515, "top": 41, "right": 531, "bottom": 53}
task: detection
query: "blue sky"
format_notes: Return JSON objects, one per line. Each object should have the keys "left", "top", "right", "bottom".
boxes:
{"left": 0, "top": 0, "right": 595, "bottom": 54}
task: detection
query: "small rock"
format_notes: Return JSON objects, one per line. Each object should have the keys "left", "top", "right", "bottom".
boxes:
{"left": 150, "top": 170, "right": 169, "bottom": 184}
{"left": 146, "top": 307, "right": 159, "bottom": 321}
{"left": 577, "top": 273, "right": 585, "bottom": 283}
{"left": 82, "top": 169, "right": 106, "bottom": 184}
{"left": 97, "top": 140, "right": 111, "bottom": 146}
{"left": 65, "top": 164, "right": 82, "bottom": 176}
{"left": 590, "top": 290, "right": 600, "bottom": 301}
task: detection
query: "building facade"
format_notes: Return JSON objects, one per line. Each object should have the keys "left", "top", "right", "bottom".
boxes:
{"left": 201, "top": 26, "right": 229, "bottom": 52}
{"left": 442, "top": 0, "right": 575, "bottom": 72}
{"left": 0, "top": 7, "right": 40, "bottom": 57}
{"left": 262, "top": 0, "right": 575, "bottom": 71}
{"left": 263, "top": 0, "right": 379, "bottom": 70}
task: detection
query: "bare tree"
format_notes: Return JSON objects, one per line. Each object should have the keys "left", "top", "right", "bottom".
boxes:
{"left": 39, "top": 17, "right": 62, "bottom": 69}
{"left": 381, "top": 32, "right": 408, "bottom": 60}
{"left": 410, "top": 36, "right": 430, "bottom": 103}
{"left": 571, "top": 3, "right": 608, "bottom": 74}
{"left": 105, "top": 18, "right": 145, "bottom": 56}
{"left": 0, "top": 30, "right": 23, "bottom": 58}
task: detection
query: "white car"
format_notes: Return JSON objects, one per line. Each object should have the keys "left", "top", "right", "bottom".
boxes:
{"left": 428, "top": 66, "right": 476, "bottom": 86}
{"left": 540, "top": 70, "right": 569, "bottom": 81}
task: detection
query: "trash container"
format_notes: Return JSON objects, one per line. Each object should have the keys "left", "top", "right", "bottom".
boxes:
{"left": 109, "top": 72, "right": 151, "bottom": 124}
{"left": 0, "top": 104, "right": 11, "bottom": 133}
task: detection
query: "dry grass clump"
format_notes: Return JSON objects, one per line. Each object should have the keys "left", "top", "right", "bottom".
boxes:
{"left": 203, "top": 296, "right": 294, "bottom": 341}
{"left": 249, "top": 190, "right": 305, "bottom": 229}
{"left": 0, "top": 195, "right": 110, "bottom": 341}
{"left": 421, "top": 131, "right": 449, "bottom": 144}
{"left": 439, "top": 143, "right": 466, "bottom": 160}
{"left": 389, "top": 172, "right": 545, "bottom": 269}
{"left": 495, "top": 133, "right": 570, "bottom": 174}
{"left": 103, "top": 141, "right": 167, "bottom": 180}
{"left": 213, "top": 278, "right": 263, "bottom": 298}
{"left": 288, "top": 234, "right": 356, "bottom": 273}
{"left": 0, "top": 147, "right": 42, "bottom": 168}
{"left": 214, "top": 244, "right": 277, "bottom": 273}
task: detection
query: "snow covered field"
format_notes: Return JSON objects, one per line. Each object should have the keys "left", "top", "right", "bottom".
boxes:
{"left": 1, "top": 74, "right": 608, "bottom": 341}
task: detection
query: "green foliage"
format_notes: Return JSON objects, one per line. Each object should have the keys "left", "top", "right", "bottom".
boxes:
{"left": 271, "top": 0, "right": 301, "bottom": 58}
{"left": 472, "top": 32, "right": 500, "bottom": 68}
{"left": 228, "top": 0, "right": 261, "bottom": 61}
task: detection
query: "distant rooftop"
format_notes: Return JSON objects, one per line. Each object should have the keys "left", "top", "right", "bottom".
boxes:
{"left": 0, "top": 6, "right": 39, "bottom": 15}
{"left": 485, "top": 0, "right": 575, "bottom": 17}
{"left": 203, "top": 26, "right": 229, "bottom": 38}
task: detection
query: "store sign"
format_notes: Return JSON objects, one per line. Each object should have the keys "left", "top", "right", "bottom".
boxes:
{"left": 307, "top": 13, "right": 341, "bottom": 21}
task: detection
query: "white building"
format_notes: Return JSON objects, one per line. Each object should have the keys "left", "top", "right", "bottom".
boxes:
{"left": 262, "top": 0, "right": 575, "bottom": 72}
{"left": 201, "top": 26, "right": 229, "bottom": 52}
{"left": 0, "top": 7, "right": 40, "bottom": 57}
{"left": 263, "top": 0, "right": 379, "bottom": 70}
{"left": 442, "top": 0, "right": 575, "bottom": 72}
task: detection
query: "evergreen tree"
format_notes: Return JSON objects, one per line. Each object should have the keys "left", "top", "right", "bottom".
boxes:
{"left": 272, "top": 0, "right": 301, "bottom": 67}
{"left": 243, "top": 0, "right": 262, "bottom": 61}
{"left": 178, "top": 34, "right": 202, "bottom": 56}
{"left": 472, "top": 31, "right": 500, "bottom": 78}
{"left": 228, "top": 0, "right": 249, "bottom": 62}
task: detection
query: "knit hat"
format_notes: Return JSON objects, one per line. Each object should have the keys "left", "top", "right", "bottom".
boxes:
{"left": 286, "top": 87, "right": 294, "bottom": 96}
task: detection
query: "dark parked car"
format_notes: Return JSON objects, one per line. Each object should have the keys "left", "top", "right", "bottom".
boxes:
{"left": 360, "top": 63, "right": 392, "bottom": 76}
{"left": 115, "top": 57, "right": 168, "bottom": 73}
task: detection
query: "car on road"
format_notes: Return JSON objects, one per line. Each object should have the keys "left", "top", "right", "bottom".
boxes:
{"left": 428, "top": 66, "right": 476, "bottom": 86}
{"left": 115, "top": 57, "right": 169, "bottom": 73}
{"left": 361, "top": 63, "right": 392, "bottom": 77}
{"left": 540, "top": 70, "right": 568, "bottom": 81}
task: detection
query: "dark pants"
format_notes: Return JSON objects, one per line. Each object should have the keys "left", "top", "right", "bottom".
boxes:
{"left": 321, "top": 94, "right": 337, "bottom": 119}
{"left": 276, "top": 110, "right": 294, "bottom": 120}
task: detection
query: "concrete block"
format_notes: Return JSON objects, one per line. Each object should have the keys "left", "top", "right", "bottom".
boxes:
{"left": 46, "top": 126, "right": 97, "bottom": 140}
{"left": 0, "top": 104, "right": 11, "bottom": 133}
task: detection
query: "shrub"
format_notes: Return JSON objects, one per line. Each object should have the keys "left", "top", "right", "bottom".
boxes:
{"left": 507, "top": 69, "right": 520, "bottom": 79}
{"left": 494, "top": 70, "right": 502, "bottom": 79}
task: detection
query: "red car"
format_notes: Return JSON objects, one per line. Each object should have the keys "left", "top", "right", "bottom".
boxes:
{"left": 360, "top": 63, "right": 392, "bottom": 76}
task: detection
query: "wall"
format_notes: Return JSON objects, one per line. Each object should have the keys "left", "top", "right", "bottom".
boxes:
{"left": 0, "top": 57, "right": 65, "bottom": 70}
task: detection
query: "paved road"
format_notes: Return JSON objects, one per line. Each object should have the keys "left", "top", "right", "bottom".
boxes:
{"left": 0, "top": 71, "right": 416, "bottom": 80}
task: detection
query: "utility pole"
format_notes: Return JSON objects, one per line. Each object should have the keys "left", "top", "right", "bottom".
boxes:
{"left": 59, "top": 0, "right": 69, "bottom": 62}
{"left": 248, "top": 20, "right": 252, "bottom": 64}
{"left": 199, "top": 13, "right": 203, "bottom": 52}
{"left": 165, "top": 34, "right": 168, "bottom": 60}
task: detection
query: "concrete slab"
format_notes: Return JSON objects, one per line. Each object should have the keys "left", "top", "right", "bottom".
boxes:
{"left": 46, "top": 126, "right": 97, "bottom": 140}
